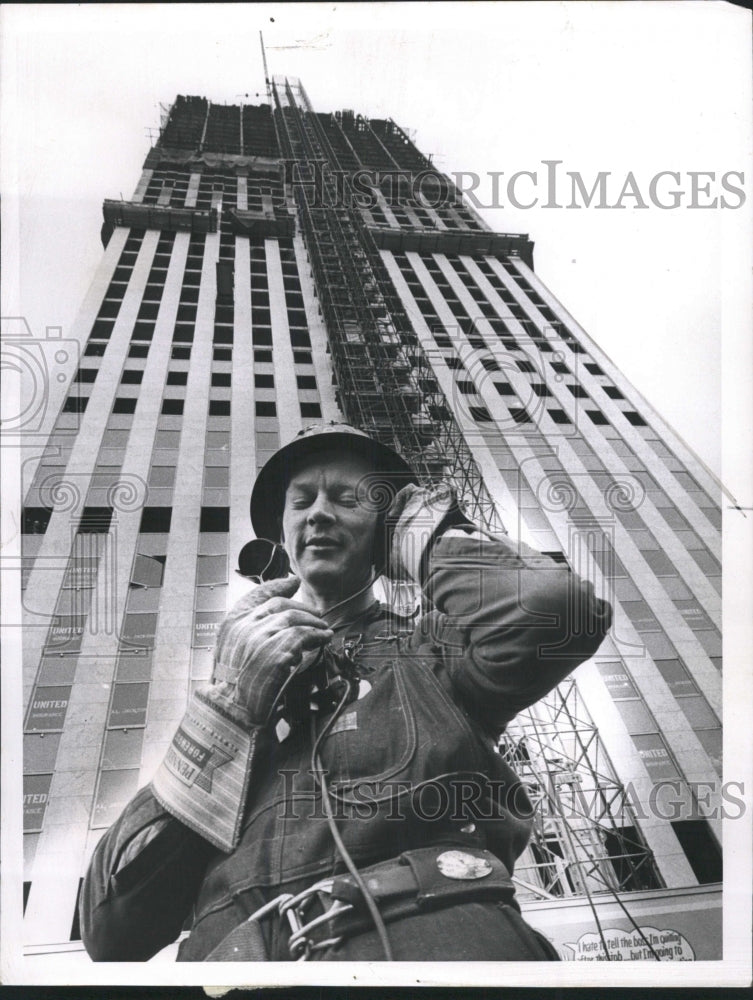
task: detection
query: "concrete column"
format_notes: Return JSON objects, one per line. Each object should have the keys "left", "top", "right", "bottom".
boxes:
{"left": 184, "top": 172, "right": 203, "bottom": 209}
{"left": 265, "top": 239, "right": 302, "bottom": 442}
{"left": 237, "top": 176, "right": 248, "bottom": 211}
{"left": 141, "top": 228, "right": 220, "bottom": 776}
{"left": 292, "top": 234, "right": 341, "bottom": 423}
{"left": 132, "top": 168, "right": 153, "bottom": 203}
{"left": 228, "top": 237, "right": 256, "bottom": 606}
{"left": 22, "top": 231, "right": 156, "bottom": 684}
{"left": 23, "top": 230, "right": 170, "bottom": 945}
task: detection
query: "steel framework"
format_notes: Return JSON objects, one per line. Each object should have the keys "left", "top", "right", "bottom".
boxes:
{"left": 270, "top": 77, "right": 507, "bottom": 533}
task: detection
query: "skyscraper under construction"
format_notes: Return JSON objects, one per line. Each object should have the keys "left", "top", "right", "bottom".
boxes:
{"left": 19, "top": 80, "right": 722, "bottom": 960}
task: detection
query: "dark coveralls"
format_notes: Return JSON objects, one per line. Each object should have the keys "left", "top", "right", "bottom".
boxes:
{"left": 80, "top": 532, "right": 612, "bottom": 961}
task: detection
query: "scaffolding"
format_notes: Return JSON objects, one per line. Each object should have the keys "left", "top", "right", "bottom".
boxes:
{"left": 502, "top": 680, "right": 663, "bottom": 900}
{"left": 270, "top": 77, "right": 506, "bottom": 533}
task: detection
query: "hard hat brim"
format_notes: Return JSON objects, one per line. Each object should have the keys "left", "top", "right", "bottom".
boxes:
{"left": 250, "top": 426, "right": 417, "bottom": 547}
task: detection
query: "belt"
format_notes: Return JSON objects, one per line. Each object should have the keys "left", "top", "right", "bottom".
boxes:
{"left": 205, "top": 845, "right": 516, "bottom": 961}
{"left": 284, "top": 845, "right": 516, "bottom": 959}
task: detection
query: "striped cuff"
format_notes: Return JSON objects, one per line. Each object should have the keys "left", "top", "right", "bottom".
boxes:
{"left": 151, "top": 687, "right": 257, "bottom": 853}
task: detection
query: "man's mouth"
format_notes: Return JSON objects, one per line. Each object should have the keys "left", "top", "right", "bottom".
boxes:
{"left": 305, "top": 537, "right": 339, "bottom": 549}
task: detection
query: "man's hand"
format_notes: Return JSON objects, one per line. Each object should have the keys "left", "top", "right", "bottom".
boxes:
{"left": 213, "top": 576, "right": 334, "bottom": 725}
{"left": 386, "top": 482, "right": 473, "bottom": 582}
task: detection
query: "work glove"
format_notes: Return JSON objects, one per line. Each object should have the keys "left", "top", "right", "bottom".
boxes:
{"left": 211, "top": 576, "right": 334, "bottom": 726}
{"left": 151, "top": 577, "right": 333, "bottom": 853}
{"left": 386, "top": 481, "right": 474, "bottom": 583}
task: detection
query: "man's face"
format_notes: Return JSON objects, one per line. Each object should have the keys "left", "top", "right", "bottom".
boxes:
{"left": 281, "top": 452, "right": 380, "bottom": 598}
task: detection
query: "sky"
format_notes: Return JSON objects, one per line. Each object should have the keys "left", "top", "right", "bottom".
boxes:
{"left": 3, "top": 2, "right": 752, "bottom": 486}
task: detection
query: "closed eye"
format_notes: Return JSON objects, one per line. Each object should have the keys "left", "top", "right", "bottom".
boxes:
{"left": 288, "top": 491, "right": 314, "bottom": 508}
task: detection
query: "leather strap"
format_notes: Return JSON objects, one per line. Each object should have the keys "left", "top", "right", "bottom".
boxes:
{"left": 330, "top": 845, "right": 515, "bottom": 917}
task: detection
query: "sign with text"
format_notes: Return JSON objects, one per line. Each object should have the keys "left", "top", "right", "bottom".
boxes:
{"left": 25, "top": 685, "right": 71, "bottom": 732}
{"left": 563, "top": 926, "right": 695, "bottom": 961}
{"left": 24, "top": 773, "right": 52, "bottom": 833}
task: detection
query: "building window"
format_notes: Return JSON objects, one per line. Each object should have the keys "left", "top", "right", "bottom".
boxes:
{"left": 670, "top": 820, "right": 721, "bottom": 884}
{"left": 631, "top": 733, "right": 680, "bottom": 781}
{"left": 293, "top": 351, "right": 312, "bottom": 365}
{"left": 479, "top": 357, "right": 501, "bottom": 372}
{"left": 567, "top": 384, "right": 589, "bottom": 399}
{"left": 253, "top": 329, "right": 273, "bottom": 347}
{"left": 516, "top": 360, "right": 536, "bottom": 373}
{"left": 211, "top": 373, "right": 231, "bottom": 387}
{"left": 120, "top": 370, "right": 143, "bottom": 385}
{"left": 24, "top": 774, "right": 53, "bottom": 833}
{"left": 625, "top": 411, "right": 648, "bottom": 427}
{"left": 139, "top": 507, "right": 172, "bottom": 533}
{"left": 204, "top": 466, "right": 229, "bottom": 488}
{"left": 254, "top": 349, "right": 273, "bottom": 363}
{"left": 584, "top": 363, "right": 604, "bottom": 375}
{"left": 148, "top": 466, "right": 176, "bottom": 489}
{"left": 113, "top": 398, "right": 137, "bottom": 414}
{"left": 161, "top": 399, "right": 184, "bottom": 415}
{"left": 74, "top": 369, "right": 97, "bottom": 383}
{"left": 638, "top": 549, "right": 676, "bottom": 577}
{"left": 603, "top": 386, "right": 625, "bottom": 399}
{"left": 91, "top": 770, "right": 140, "bottom": 830}
{"left": 255, "top": 373, "right": 275, "bottom": 388}
{"left": 209, "top": 400, "right": 231, "bottom": 416}
{"left": 22, "top": 508, "right": 52, "bottom": 535}
{"left": 199, "top": 507, "right": 230, "bottom": 532}
{"left": 457, "top": 381, "right": 477, "bottom": 395}
{"left": 296, "top": 375, "right": 317, "bottom": 390}
{"left": 622, "top": 600, "right": 661, "bottom": 632}
{"left": 172, "top": 346, "right": 191, "bottom": 360}
{"left": 154, "top": 430, "right": 180, "bottom": 449}
{"left": 469, "top": 405, "right": 492, "bottom": 422}
{"left": 508, "top": 407, "right": 532, "bottom": 424}
{"left": 493, "top": 382, "right": 515, "bottom": 396}
{"left": 75, "top": 507, "right": 113, "bottom": 534}
{"left": 107, "top": 682, "right": 149, "bottom": 729}
{"left": 598, "top": 662, "right": 639, "bottom": 699}
{"left": 586, "top": 410, "right": 609, "bottom": 425}
{"left": 531, "top": 384, "right": 551, "bottom": 397}
{"left": 167, "top": 371, "right": 188, "bottom": 385}
{"left": 256, "top": 401, "right": 277, "bottom": 417}
{"left": 300, "top": 402, "right": 322, "bottom": 419}
{"left": 63, "top": 396, "right": 88, "bottom": 413}
{"left": 548, "top": 409, "right": 572, "bottom": 424}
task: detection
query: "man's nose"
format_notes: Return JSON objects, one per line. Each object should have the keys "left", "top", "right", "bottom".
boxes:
{"left": 307, "top": 494, "right": 336, "bottom": 523}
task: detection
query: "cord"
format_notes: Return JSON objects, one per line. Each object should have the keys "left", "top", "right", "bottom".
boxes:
{"left": 261, "top": 646, "right": 326, "bottom": 727}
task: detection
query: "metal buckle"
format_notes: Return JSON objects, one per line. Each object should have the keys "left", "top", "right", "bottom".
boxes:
{"left": 278, "top": 878, "right": 355, "bottom": 960}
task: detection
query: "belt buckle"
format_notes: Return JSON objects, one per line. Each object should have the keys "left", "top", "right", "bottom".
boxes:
{"left": 279, "top": 878, "right": 355, "bottom": 960}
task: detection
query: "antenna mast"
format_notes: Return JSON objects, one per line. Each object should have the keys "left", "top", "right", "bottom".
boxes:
{"left": 260, "top": 31, "right": 271, "bottom": 101}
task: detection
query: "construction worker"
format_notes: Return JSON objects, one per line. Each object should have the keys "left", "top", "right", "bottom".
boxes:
{"left": 80, "top": 423, "right": 612, "bottom": 961}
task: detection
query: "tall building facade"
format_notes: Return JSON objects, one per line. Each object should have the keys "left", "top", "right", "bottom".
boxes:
{"left": 19, "top": 80, "right": 722, "bottom": 959}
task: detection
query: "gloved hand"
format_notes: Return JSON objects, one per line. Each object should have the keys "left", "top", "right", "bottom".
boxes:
{"left": 386, "top": 481, "right": 474, "bottom": 583}
{"left": 212, "top": 576, "right": 334, "bottom": 726}
{"left": 151, "top": 576, "right": 334, "bottom": 853}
